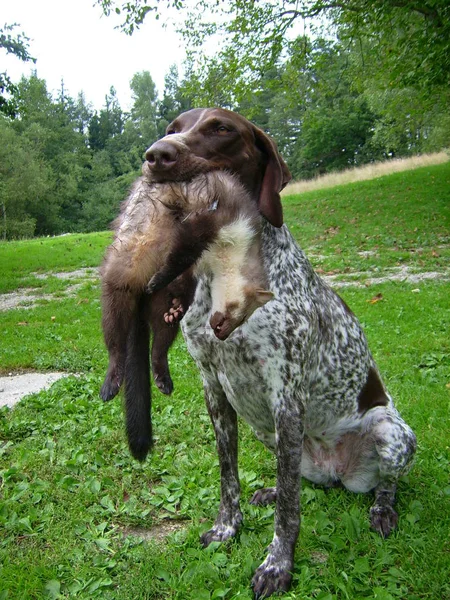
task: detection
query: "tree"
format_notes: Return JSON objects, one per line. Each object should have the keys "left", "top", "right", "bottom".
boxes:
{"left": 129, "top": 70, "right": 158, "bottom": 145}
{"left": 0, "top": 117, "right": 52, "bottom": 238}
{"left": 12, "top": 74, "right": 93, "bottom": 233}
{"left": 157, "top": 64, "right": 192, "bottom": 136}
{"left": 73, "top": 92, "right": 94, "bottom": 136}
{"left": 95, "top": 1, "right": 450, "bottom": 174}
{"left": 89, "top": 87, "right": 124, "bottom": 151}
{"left": 0, "top": 24, "right": 36, "bottom": 116}
{"left": 96, "top": 1, "right": 450, "bottom": 97}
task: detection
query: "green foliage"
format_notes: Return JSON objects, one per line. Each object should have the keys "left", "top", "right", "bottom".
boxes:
{"left": 80, "top": 171, "right": 138, "bottom": 233}
{"left": 95, "top": 0, "right": 450, "bottom": 180}
{"left": 0, "top": 23, "right": 36, "bottom": 116}
{"left": 3, "top": 2, "right": 450, "bottom": 236}
{"left": 157, "top": 64, "right": 193, "bottom": 137}
{"left": 97, "top": 0, "right": 450, "bottom": 92}
{"left": 129, "top": 71, "right": 158, "bottom": 145}
{"left": 0, "top": 68, "right": 195, "bottom": 238}
{"left": 0, "top": 164, "right": 449, "bottom": 598}
{"left": 0, "top": 116, "right": 53, "bottom": 239}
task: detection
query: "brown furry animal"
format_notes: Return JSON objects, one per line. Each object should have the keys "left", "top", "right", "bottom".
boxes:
{"left": 100, "top": 168, "right": 273, "bottom": 459}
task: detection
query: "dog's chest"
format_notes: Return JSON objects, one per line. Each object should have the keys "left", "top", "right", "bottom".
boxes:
{"left": 182, "top": 297, "right": 286, "bottom": 433}
{"left": 182, "top": 224, "right": 372, "bottom": 437}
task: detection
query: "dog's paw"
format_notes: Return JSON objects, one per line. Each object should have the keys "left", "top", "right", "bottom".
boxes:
{"left": 251, "top": 562, "right": 292, "bottom": 599}
{"left": 249, "top": 487, "right": 277, "bottom": 506}
{"left": 200, "top": 525, "right": 235, "bottom": 547}
{"left": 370, "top": 505, "right": 398, "bottom": 538}
{"left": 200, "top": 513, "right": 242, "bottom": 547}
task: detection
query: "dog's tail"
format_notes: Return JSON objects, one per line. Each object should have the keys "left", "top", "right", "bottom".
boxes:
{"left": 124, "top": 294, "right": 152, "bottom": 461}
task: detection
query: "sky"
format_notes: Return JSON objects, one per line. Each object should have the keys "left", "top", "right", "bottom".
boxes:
{"left": 2, "top": 0, "right": 186, "bottom": 111}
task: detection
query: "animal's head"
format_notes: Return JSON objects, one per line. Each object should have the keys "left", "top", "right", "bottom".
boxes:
{"left": 209, "top": 286, "right": 274, "bottom": 341}
{"left": 143, "top": 108, "right": 291, "bottom": 227}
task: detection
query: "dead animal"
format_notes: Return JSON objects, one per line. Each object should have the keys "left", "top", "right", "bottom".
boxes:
{"left": 100, "top": 168, "right": 273, "bottom": 460}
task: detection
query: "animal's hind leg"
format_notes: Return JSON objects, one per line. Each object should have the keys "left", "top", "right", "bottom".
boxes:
{"left": 149, "top": 274, "right": 197, "bottom": 395}
{"left": 250, "top": 487, "right": 277, "bottom": 506}
{"left": 150, "top": 307, "right": 179, "bottom": 397}
{"left": 370, "top": 408, "right": 416, "bottom": 537}
{"left": 100, "top": 286, "right": 136, "bottom": 401}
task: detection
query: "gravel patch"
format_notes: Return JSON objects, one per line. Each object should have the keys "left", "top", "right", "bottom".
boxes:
{"left": 323, "top": 265, "right": 450, "bottom": 288}
{"left": 0, "top": 372, "right": 69, "bottom": 408}
{"left": 0, "top": 268, "right": 99, "bottom": 312}
{"left": 32, "top": 268, "right": 99, "bottom": 280}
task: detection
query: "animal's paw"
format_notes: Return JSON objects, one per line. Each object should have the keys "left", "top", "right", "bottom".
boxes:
{"left": 250, "top": 487, "right": 277, "bottom": 506}
{"left": 370, "top": 505, "right": 398, "bottom": 538}
{"left": 153, "top": 372, "right": 174, "bottom": 396}
{"left": 99, "top": 372, "right": 122, "bottom": 402}
{"left": 252, "top": 561, "right": 292, "bottom": 599}
{"left": 164, "top": 298, "right": 185, "bottom": 325}
{"left": 200, "top": 517, "right": 242, "bottom": 548}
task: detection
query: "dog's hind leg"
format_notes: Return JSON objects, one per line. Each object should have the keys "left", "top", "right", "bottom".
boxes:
{"left": 250, "top": 487, "right": 277, "bottom": 506}
{"left": 340, "top": 405, "right": 416, "bottom": 537}
{"left": 200, "top": 376, "right": 243, "bottom": 547}
{"left": 370, "top": 408, "right": 416, "bottom": 537}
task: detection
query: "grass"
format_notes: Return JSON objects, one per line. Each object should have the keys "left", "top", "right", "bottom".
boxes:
{"left": 0, "top": 162, "right": 449, "bottom": 600}
{"left": 283, "top": 151, "right": 449, "bottom": 195}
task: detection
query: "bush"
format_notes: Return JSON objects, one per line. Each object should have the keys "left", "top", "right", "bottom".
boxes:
{"left": 2, "top": 217, "right": 36, "bottom": 240}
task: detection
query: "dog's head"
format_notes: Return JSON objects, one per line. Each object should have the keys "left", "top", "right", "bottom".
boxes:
{"left": 143, "top": 108, "right": 291, "bottom": 227}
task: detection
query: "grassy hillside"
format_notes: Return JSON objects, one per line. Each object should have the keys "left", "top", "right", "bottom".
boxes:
{"left": 283, "top": 151, "right": 449, "bottom": 195}
{"left": 0, "top": 163, "right": 449, "bottom": 600}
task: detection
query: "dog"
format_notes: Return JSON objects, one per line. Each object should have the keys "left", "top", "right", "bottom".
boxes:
{"left": 138, "top": 108, "right": 417, "bottom": 598}
{"left": 100, "top": 168, "right": 273, "bottom": 460}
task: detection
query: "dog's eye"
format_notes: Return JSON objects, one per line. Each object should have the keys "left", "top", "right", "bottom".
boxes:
{"left": 216, "top": 125, "right": 230, "bottom": 134}
{"left": 166, "top": 128, "right": 176, "bottom": 135}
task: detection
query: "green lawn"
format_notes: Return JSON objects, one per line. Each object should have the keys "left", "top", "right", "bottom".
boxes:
{"left": 0, "top": 163, "right": 449, "bottom": 599}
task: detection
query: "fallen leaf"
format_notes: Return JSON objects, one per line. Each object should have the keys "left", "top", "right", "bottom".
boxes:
{"left": 432, "top": 250, "right": 440, "bottom": 258}
{"left": 325, "top": 226, "right": 339, "bottom": 236}
{"left": 367, "top": 293, "right": 383, "bottom": 304}
{"left": 17, "top": 321, "right": 28, "bottom": 326}
{"left": 51, "top": 316, "right": 56, "bottom": 321}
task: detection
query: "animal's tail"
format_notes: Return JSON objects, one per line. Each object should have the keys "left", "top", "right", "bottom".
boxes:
{"left": 124, "top": 294, "right": 152, "bottom": 461}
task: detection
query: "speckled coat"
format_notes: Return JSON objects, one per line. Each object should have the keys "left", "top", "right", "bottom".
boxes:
{"left": 141, "top": 107, "right": 416, "bottom": 599}
{"left": 182, "top": 221, "right": 416, "bottom": 598}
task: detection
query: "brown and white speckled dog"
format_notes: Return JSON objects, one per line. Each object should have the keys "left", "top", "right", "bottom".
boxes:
{"left": 137, "top": 108, "right": 417, "bottom": 599}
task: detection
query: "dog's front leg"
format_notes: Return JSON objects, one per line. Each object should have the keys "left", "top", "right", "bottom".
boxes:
{"left": 252, "top": 400, "right": 304, "bottom": 599}
{"left": 200, "top": 379, "right": 243, "bottom": 546}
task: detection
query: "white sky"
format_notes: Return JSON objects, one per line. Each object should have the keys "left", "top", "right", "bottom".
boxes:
{"left": 2, "top": 0, "right": 186, "bottom": 111}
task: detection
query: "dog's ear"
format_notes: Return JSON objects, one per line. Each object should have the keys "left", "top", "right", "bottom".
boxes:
{"left": 253, "top": 126, "right": 292, "bottom": 228}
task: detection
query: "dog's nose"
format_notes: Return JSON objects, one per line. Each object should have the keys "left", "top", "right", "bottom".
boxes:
{"left": 145, "top": 140, "right": 178, "bottom": 171}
